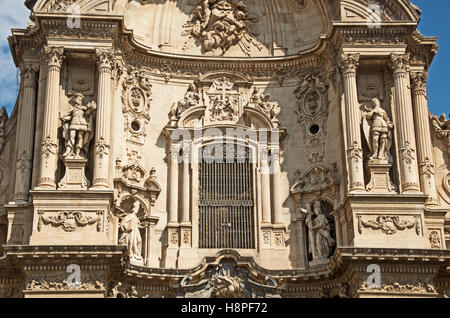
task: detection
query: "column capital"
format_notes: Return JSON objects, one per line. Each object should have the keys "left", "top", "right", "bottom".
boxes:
{"left": 20, "top": 63, "right": 39, "bottom": 88}
{"left": 170, "top": 144, "right": 181, "bottom": 160}
{"left": 390, "top": 53, "right": 410, "bottom": 74}
{"left": 411, "top": 72, "right": 428, "bottom": 96}
{"left": 44, "top": 46, "right": 65, "bottom": 69}
{"left": 339, "top": 53, "right": 360, "bottom": 74}
{"left": 96, "top": 49, "right": 114, "bottom": 70}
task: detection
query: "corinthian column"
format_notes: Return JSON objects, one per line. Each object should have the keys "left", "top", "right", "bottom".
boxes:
{"left": 390, "top": 54, "right": 420, "bottom": 193}
{"left": 37, "top": 47, "right": 64, "bottom": 189}
{"left": 339, "top": 53, "right": 365, "bottom": 192}
{"left": 260, "top": 148, "right": 272, "bottom": 224}
{"left": 14, "top": 63, "right": 39, "bottom": 202}
{"left": 411, "top": 72, "right": 438, "bottom": 204}
{"left": 91, "top": 50, "right": 113, "bottom": 189}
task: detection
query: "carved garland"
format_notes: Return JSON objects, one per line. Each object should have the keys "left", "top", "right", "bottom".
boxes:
{"left": 37, "top": 211, "right": 103, "bottom": 232}
{"left": 357, "top": 215, "right": 420, "bottom": 236}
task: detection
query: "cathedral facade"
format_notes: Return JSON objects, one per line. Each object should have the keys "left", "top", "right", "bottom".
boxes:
{"left": 0, "top": 0, "right": 449, "bottom": 298}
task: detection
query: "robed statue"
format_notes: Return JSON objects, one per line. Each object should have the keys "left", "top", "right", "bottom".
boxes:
{"left": 362, "top": 98, "right": 394, "bottom": 162}
{"left": 118, "top": 201, "right": 144, "bottom": 263}
{"left": 60, "top": 93, "right": 96, "bottom": 159}
{"left": 305, "top": 200, "right": 335, "bottom": 260}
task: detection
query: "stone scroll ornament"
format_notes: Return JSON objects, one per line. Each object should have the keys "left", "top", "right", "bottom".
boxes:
{"left": 59, "top": 93, "right": 96, "bottom": 159}
{"left": 361, "top": 98, "right": 394, "bottom": 163}
{"left": 357, "top": 215, "right": 420, "bottom": 235}
{"left": 183, "top": 0, "right": 261, "bottom": 56}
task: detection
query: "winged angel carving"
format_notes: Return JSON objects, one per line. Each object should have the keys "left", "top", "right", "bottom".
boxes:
{"left": 184, "top": 0, "right": 262, "bottom": 56}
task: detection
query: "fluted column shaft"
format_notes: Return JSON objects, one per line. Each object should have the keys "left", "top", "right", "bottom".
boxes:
{"left": 411, "top": 72, "right": 438, "bottom": 204}
{"left": 14, "top": 63, "right": 39, "bottom": 202}
{"left": 37, "top": 47, "right": 64, "bottom": 189}
{"left": 261, "top": 148, "right": 271, "bottom": 224}
{"left": 92, "top": 50, "right": 113, "bottom": 189}
{"left": 181, "top": 143, "right": 190, "bottom": 223}
{"left": 272, "top": 148, "right": 282, "bottom": 224}
{"left": 169, "top": 146, "right": 180, "bottom": 225}
{"left": 390, "top": 54, "right": 420, "bottom": 193}
{"left": 340, "top": 54, "right": 365, "bottom": 191}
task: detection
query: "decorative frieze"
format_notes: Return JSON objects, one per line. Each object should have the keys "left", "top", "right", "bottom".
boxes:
{"left": 357, "top": 215, "right": 420, "bottom": 236}
{"left": 37, "top": 211, "right": 103, "bottom": 233}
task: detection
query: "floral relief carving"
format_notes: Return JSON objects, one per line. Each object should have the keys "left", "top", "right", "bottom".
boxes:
{"left": 400, "top": 141, "right": 416, "bottom": 172}
{"left": 38, "top": 211, "right": 102, "bottom": 232}
{"left": 357, "top": 215, "right": 420, "bottom": 236}
{"left": 26, "top": 273, "right": 105, "bottom": 291}
{"left": 183, "top": 0, "right": 261, "bottom": 56}
{"left": 358, "top": 279, "right": 436, "bottom": 294}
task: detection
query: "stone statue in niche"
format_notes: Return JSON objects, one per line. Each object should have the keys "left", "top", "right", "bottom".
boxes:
{"left": 60, "top": 93, "right": 96, "bottom": 159}
{"left": 0, "top": 107, "right": 7, "bottom": 155}
{"left": 305, "top": 200, "right": 335, "bottom": 262}
{"left": 362, "top": 98, "right": 393, "bottom": 162}
{"left": 118, "top": 201, "right": 145, "bottom": 264}
{"left": 184, "top": 0, "right": 260, "bottom": 56}
{"left": 170, "top": 83, "right": 201, "bottom": 119}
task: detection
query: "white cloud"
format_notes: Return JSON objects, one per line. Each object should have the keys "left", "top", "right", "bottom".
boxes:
{"left": 0, "top": 0, "right": 30, "bottom": 114}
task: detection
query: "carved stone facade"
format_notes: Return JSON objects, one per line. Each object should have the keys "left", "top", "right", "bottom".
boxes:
{"left": 0, "top": 0, "right": 449, "bottom": 298}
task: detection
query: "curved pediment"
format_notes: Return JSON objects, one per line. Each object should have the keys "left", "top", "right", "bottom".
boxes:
{"left": 30, "top": 0, "right": 421, "bottom": 59}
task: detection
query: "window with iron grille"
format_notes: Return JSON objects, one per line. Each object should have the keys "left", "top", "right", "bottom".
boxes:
{"left": 198, "top": 156, "right": 255, "bottom": 249}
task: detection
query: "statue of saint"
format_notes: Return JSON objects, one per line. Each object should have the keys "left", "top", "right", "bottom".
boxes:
{"left": 119, "top": 201, "right": 144, "bottom": 263}
{"left": 430, "top": 113, "right": 450, "bottom": 139}
{"left": 170, "top": 83, "right": 201, "bottom": 119}
{"left": 305, "top": 200, "right": 335, "bottom": 260}
{"left": 60, "top": 93, "right": 96, "bottom": 159}
{"left": 362, "top": 98, "right": 394, "bottom": 162}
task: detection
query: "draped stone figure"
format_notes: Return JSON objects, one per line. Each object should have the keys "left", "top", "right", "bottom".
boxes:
{"left": 60, "top": 93, "right": 96, "bottom": 158}
{"left": 362, "top": 98, "right": 394, "bottom": 162}
{"left": 119, "top": 201, "right": 144, "bottom": 263}
{"left": 305, "top": 200, "right": 335, "bottom": 261}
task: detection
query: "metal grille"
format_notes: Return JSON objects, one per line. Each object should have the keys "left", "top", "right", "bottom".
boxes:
{"left": 199, "top": 159, "right": 255, "bottom": 249}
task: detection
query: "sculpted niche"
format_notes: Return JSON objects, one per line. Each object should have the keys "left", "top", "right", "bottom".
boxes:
{"left": 362, "top": 98, "right": 394, "bottom": 163}
{"left": 60, "top": 93, "right": 96, "bottom": 159}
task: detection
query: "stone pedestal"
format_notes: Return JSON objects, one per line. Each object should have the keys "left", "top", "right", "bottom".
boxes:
{"left": 366, "top": 160, "right": 397, "bottom": 193}
{"left": 58, "top": 157, "right": 89, "bottom": 190}
{"left": 165, "top": 224, "right": 179, "bottom": 268}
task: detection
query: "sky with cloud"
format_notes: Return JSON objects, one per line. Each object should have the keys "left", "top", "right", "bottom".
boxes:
{"left": 0, "top": 0, "right": 448, "bottom": 116}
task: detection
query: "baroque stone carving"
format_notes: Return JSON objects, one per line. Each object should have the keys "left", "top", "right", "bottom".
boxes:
{"left": 304, "top": 201, "right": 335, "bottom": 262}
{"left": 358, "top": 279, "right": 436, "bottom": 294}
{"left": 429, "top": 230, "right": 441, "bottom": 249}
{"left": 176, "top": 258, "right": 284, "bottom": 298}
{"left": 183, "top": 0, "right": 261, "bottom": 56}
{"left": 60, "top": 93, "right": 96, "bottom": 159}
{"left": 170, "top": 83, "right": 201, "bottom": 121}
{"left": 0, "top": 107, "right": 7, "bottom": 155}
{"left": 294, "top": 75, "right": 329, "bottom": 165}
{"left": 37, "top": 211, "right": 102, "bottom": 232}
{"left": 357, "top": 215, "right": 420, "bottom": 235}
{"left": 26, "top": 273, "right": 105, "bottom": 291}
{"left": 247, "top": 87, "right": 280, "bottom": 126}
{"left": 117, "top": 201, "right": 146, "bottom": 265}
{"left": 362, "top": 98, "right": 394, "bottom": 162}
{"left": 121, "top": 69, "right": 153, "bottom": 163}
{"left": 430, "top": 113, "right": 450, "bottom": 156}
{"left": 205, "top": 77, "right": 241, "bottom": 124}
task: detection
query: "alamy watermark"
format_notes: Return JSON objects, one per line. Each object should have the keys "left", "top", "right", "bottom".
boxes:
{"left": 366, "top": 264, "right": 381, "bottom": 288}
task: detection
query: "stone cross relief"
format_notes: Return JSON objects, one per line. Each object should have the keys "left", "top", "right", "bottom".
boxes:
{"left": 205, "top": 77, "right": 241, "bottom": 124}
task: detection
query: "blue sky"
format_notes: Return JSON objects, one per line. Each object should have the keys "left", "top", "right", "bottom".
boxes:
{"left": 0, "top": 0, "right": 448, "bottom": 116}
